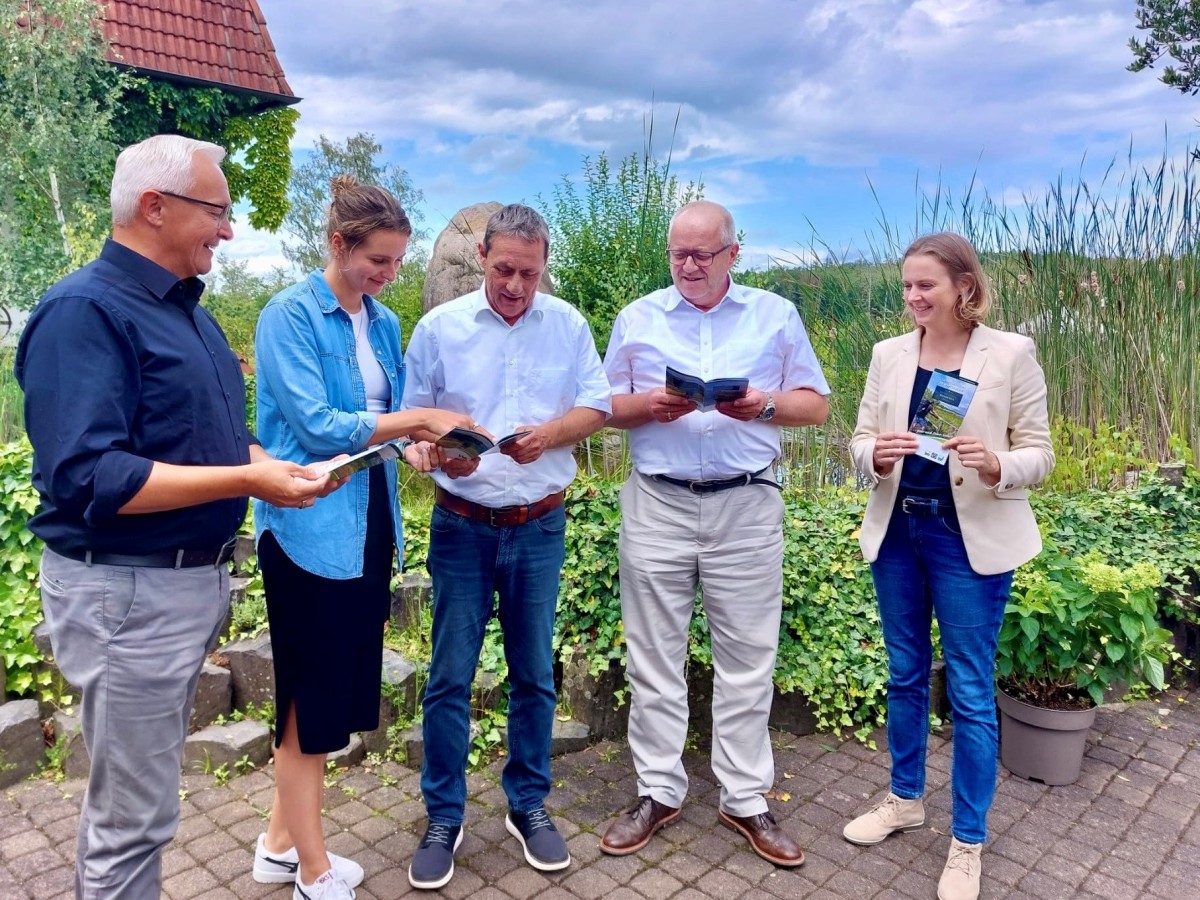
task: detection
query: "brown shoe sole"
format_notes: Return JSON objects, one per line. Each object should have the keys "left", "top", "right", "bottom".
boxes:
{"left": 718, "top": 810, "right": 806, "bottom": 867}
{"left": 598, "top": 806, "right": 683, "bottom": 856}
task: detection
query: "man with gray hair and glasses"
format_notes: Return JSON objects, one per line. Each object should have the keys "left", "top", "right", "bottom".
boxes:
{"left": 402, "top": 203, "right": 610, "bottom": 890}
{"left": 16, "top": 134, "right": 331, "bottom": 899}
{"left": 600, "top": 200, "right": 830, "bottom": 868}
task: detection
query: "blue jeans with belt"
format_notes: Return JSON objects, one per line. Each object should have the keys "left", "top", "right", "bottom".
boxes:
{"left": 870, "top": 499, "right": 1013, "bottom": 845}
{"left": 420, "top": 503, "right": 567, "bottom": 825}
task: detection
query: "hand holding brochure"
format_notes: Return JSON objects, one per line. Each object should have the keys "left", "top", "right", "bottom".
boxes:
{"left": 910, "top": 370, "right": 978, "bottom": 465}
{"left": 664, "top": 366, "right": 749, "bottom": 413}
{"left": 435, "top": 427, "right": 532, "bottom": 461}
{"left": 314, "top": 442, "right": 405, "bottom": 481}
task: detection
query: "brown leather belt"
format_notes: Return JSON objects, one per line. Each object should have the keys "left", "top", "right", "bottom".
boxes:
{"left": 435, "top": 486, "right": 565, "bottom": 528}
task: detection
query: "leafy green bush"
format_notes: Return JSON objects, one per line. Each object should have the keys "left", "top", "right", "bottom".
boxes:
{"left": 541, "top": 131, "right": 701, "bottom": 354}
{"left": 0, "top": 438, "right": 46, "bottom": 697}
{"left": 998, "top": 552, "right": 1174, "bottom": 709}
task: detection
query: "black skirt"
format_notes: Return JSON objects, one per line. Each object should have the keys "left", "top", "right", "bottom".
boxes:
{"left": 260, "top": 465, "right": 394, "bottom": 754}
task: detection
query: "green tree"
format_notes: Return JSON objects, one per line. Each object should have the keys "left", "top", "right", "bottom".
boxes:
{"left": 0, "top": 0, "right": 124, "bottom": 310}
{"left": 1129, "top": 0, "right": 1200, "bottom": 93}
{"left": 281, "top": 133, "right": 428, "bottom": 345}
{"left": 540, "top": 140, "right": 702, "bottom": 353}
{"left": 281, "top": 133, "right": 427, "bottom": 271}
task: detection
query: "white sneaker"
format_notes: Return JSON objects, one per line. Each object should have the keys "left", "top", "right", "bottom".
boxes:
{"left": 294, "top": 869, "right": 355, "bottom": 900}
{"left": 842, "top": 792, "right": 925, "bottom": 845}
{"left": 938, "top": 837, "right": 982, "bottom": 900}
{"left": 253, "top": 833, "right": 365, "bottom": 888}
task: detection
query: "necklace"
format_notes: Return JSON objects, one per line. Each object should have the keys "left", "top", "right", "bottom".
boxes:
{"left": 352, "top": 308, "right": 368, "bottom": 344}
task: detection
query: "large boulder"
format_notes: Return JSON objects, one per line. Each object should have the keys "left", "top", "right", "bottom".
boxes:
{"left": 422, "top": 202, "right": 555, "bottom": 311}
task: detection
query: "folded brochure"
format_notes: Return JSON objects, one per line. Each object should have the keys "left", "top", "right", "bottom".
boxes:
{"left": 435, "top": 427, "right": 531, "bottom": 461}
{"left": 314, "top": 442, "right": 404, "bottom": 481}
{"left": 664, "top": 366, "right": 749, "bottom": 412}
{"left": 910, "top": 369, "right": 978, "bottom": 465}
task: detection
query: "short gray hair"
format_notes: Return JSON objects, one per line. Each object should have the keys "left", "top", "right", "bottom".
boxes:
{"left": 670, "top": 200, "right": 736, "bottom": 245}
{"left": 110, "top": 135, "right": 227, "bottom": 227}
{"left": 483, "top": 204, "right": 550, "bottom": 260}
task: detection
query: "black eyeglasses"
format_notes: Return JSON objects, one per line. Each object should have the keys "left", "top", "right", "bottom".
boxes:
{"left": 667, "top": 244, "right": 732, "bottom": 266}
{"left": 158, "top": 191, "right": 232, "bottom": 224}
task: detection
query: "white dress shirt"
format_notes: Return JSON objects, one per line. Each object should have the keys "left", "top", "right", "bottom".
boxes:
{"left": 403, "top": 288, "right": 612, "bottom": 506}
{"left": 604, "top": 280, "right": 830, "bottom": 480}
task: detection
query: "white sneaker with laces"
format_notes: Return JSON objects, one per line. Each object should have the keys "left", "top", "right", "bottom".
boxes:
{"left": 938, "top": 837, "right": 982, "bottom": 900}
{"left": 843, "top": 792, "right": 925, "bottom": 845}
{"left": 253, "top": 833, "right": 365, "bottom": 888}
{"left": 293, "top": 869, "right": 355, "bottom": 900}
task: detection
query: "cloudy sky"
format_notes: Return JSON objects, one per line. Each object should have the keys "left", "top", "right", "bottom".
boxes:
{"left": 227, "top": 0, "right": 1200, "bottom": 273}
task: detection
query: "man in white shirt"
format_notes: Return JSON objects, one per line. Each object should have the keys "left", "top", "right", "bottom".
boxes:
{"left": 600, "top": 200, "right": 830, "bottom": 867}
{"left": 401, "top": 204, "right": 611, "bottom": 890}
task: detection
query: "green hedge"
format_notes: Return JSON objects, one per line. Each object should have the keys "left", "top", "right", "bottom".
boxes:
{"left": 3, "top": 438, "right": 1197, "bottom": 744}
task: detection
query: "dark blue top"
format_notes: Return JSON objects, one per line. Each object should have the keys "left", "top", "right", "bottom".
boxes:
{"left": 899, "top": 366, "right": 954, "bottom": 500}
{"left": 14, "top": 239, "right": 253, "bottom": 555}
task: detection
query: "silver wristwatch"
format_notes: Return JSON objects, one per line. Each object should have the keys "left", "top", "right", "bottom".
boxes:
{"left": 756, "top": 393, "right": 776, "bottom": 421}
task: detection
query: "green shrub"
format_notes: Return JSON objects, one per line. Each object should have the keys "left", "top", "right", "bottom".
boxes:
{"left": 0, "top": 438, "right": 46, "bottom": 697}
{"left": 999, "top": 552, "right": 1174, "bottom": 708}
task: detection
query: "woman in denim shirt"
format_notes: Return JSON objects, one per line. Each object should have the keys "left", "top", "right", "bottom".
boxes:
{"left": 251, "top": 176, "right": 471, "bottom": 900}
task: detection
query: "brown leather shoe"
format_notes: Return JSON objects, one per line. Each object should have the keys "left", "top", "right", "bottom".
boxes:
{"left": 599, "top": 796, "right": 682, "bottom": 856}
{"left": 718, "top": 809, "right": 805, "bottom": 867}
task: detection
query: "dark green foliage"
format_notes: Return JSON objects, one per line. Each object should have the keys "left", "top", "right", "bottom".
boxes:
{"left": 111, "top": 79, "right": 299, "bottom": 231}
{"left": 1129, "top": 0, "right": 1200, "bottom": 94}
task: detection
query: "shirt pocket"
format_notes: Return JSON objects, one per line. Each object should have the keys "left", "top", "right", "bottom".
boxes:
{"left": 525, "top": 365, "right": 572, "bottom": 421}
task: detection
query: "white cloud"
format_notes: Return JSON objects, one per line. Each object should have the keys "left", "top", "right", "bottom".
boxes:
{"left": 249, "top": 0, "right": 1200, "bottom": 259}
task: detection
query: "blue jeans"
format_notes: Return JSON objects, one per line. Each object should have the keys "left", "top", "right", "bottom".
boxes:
{"left": 421, "top": 502, "right": 566, "bottom": 825}
{"left": 870, "top": 503, "right": 1013, "bottom": 845}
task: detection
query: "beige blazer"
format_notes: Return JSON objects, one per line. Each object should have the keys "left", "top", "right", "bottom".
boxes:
{"left": 850, "top": 323, "right": 1055, "bottom": 575}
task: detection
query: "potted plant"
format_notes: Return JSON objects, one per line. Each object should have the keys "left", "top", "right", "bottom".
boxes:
{"left": 994, "top": 550, "right": 1176, "bottom": 785}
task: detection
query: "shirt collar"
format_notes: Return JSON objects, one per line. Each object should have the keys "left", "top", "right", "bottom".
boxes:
{"left": 307, "top": 270, "right": 380, "bottom": 319}
{"left": 469, "top": 286, "right": 546, "bottom": 325}
{"left": 663, "top": 275, "right": 748, "bottom": 312}
{"left": 101, "top": 238, "right": 205, "bottom": 309}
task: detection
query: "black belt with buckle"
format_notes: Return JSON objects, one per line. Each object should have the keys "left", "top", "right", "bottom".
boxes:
{"left": 899, "top": 496, "right": 957, "bottom": 518}
{"left": 651, "top": 465, "right": 781, "bottom": 494}
{"left": 54, "top": 537, "right": 238, "bottom": 569}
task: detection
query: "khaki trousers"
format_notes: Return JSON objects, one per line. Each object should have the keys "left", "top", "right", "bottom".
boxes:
{"left": 618, "top": 471, "right": 784, "bottom": 815}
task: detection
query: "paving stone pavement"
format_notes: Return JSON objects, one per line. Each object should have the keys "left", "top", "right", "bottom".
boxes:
{"left": 0, "top": 689, "right": 1197, "bottom": 899}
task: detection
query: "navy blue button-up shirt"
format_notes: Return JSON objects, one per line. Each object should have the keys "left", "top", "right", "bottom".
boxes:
{"left": 15, "top": 239, "right": 253, "bottom": 555}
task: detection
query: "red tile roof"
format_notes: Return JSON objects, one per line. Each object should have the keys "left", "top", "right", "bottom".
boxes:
{"left": 101, "top": 0, "right": 297, "bottom": 106}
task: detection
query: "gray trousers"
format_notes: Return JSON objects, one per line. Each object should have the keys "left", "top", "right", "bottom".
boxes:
{"left": 39, "top": 548, "right": 229, "bottom": 900}
{"left": 618, "top": 472, "right": 784, "bottom": 816}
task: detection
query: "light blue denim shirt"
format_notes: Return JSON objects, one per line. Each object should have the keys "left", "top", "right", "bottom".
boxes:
{"left": 253, "top": 271, "right": 404, "bottom": 578}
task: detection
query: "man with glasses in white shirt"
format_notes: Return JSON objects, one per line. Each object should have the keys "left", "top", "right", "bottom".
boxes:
{"left": 600, "top": 200, "right": 830, "bottom": 867}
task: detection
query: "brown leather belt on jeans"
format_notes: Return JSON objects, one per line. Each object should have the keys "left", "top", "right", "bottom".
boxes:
{"left": 435, "top": 486, "right": 565, "bottom": 528}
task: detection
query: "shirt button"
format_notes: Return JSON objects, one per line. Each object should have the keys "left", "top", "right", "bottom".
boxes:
{"left": 1005, "top": 482, "right": 1015, "bottom": 490}
{"left": 954, "top": 476, "right": 963, "bottom": 486}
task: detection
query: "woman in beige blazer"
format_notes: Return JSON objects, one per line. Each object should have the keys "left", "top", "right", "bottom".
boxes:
{"left": 842, "top": 233, "right": 1054, "bottom": 900}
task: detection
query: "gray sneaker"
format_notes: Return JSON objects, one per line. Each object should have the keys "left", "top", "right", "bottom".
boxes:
{"left": 843, "top": 792, "right": 925, "bottom": 845}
